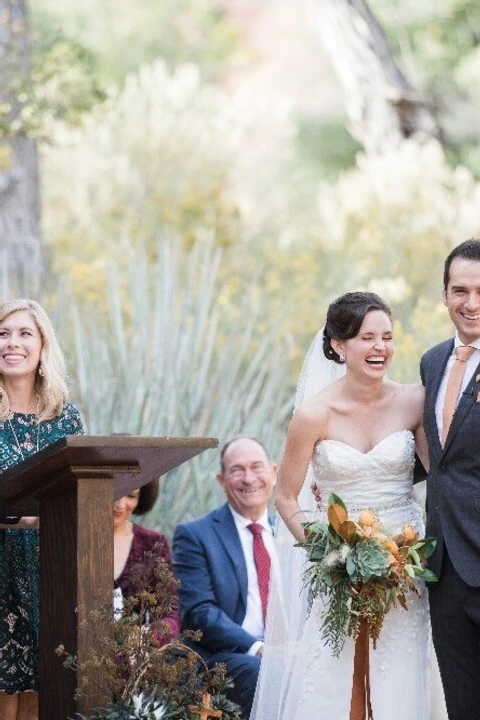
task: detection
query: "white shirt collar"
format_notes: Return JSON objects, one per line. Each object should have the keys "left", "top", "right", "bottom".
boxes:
{"left": 453, "top": 333, "right": 480, "bottom": 351}
{"left": 228, "top": 505, "right": 272, "bottom": 534}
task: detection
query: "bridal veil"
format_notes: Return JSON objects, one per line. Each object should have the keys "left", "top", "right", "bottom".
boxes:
{"left": 250, "top": 328, "right": 345, "bottom": 720}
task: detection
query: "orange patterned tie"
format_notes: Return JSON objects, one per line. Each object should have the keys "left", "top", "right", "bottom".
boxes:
{"left": 247, "top": 523, "right": 271, "bottom": 621}
{"left": 441, "top": 345, "right": 475, "bottom": 446}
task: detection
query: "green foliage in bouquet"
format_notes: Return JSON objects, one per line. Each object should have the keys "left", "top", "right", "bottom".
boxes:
{"left": 57, "top": 550, "right": 241, "bottom": 720}
{"left": 298, "top": 494, "right": 437, "bottom": 657}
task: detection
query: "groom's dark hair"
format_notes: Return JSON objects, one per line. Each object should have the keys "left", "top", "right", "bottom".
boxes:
{"left": 444, "top": 237, "right": 480, "bottom": 290}
{"left": 324, "top": 291, "right": 392, "bottom": 364}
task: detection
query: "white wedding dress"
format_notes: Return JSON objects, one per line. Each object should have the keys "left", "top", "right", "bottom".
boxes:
{"left": 251, "top": 429, "right": 448, "bottom": 720}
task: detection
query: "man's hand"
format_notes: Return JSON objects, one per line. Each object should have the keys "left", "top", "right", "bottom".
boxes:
{"left": 21, "top": 516, "right": 39, "bottom": 528}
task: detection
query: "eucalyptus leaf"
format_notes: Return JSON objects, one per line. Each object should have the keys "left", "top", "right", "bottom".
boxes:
{"left": 417, "top": 568, "right": 439, "bottom": 583}
{"left": 346, "top": 556, "right": 357, "bottom": 580}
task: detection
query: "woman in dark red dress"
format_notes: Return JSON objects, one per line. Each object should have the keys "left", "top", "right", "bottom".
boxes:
{"left": 113, "top": 480, "right": 180, "bottom": 643}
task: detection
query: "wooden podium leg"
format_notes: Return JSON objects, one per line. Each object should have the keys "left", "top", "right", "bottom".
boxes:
{"left": 39, "top": 474, "right": 113, "bottom": 720}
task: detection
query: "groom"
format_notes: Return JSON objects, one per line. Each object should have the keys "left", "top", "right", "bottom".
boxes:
{"left": 420, "top": 237, "right": 480, "bottom": 720}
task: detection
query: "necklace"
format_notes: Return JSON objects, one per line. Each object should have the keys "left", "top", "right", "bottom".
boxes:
{"left": 7, "top": 414, "right": 40, "bottom": 460}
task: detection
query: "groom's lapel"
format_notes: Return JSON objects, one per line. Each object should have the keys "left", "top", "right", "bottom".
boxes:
{"left": 427, "top": 340, "right": 453, "bottom": 453}
{"left": 442, "top": 358, "right": 480, "bottom": 453}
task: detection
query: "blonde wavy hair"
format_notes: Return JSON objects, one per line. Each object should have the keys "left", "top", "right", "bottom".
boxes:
{"left": 0, "top": 299, "right": 68, "bottom": 423}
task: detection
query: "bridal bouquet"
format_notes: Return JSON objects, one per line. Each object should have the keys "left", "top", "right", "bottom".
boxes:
{"left": 298, "top": 494, "right": 437, "bottom": 657}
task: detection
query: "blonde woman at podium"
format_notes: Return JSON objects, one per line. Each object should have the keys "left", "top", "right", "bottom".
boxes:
{"left": 0, "top": 299, "right": 84, "bottom": 720}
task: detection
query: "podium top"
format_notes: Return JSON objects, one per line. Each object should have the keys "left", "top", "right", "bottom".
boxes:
{"left": 0, "top": 435, "right": 218, "bottom": 514}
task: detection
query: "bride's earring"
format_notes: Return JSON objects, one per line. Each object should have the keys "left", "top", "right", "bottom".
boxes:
{"left": 339, "top": 352, "right": 345, "bottom": 362}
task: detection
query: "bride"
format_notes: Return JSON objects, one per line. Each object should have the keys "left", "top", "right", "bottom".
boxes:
{"left": 250, "top": 292, "right": 447, "bottom": 720}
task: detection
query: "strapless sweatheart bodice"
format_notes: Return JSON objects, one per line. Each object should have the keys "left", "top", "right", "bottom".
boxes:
{"left": 312, "top": 429, "right": 415, "bottom": 513}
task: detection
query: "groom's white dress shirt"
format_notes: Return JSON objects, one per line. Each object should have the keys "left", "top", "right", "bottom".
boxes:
{"left": 434, "top": 334, "right": 480, "bottom": 440}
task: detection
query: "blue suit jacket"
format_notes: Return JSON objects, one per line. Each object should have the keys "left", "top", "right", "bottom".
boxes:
{"left": 172, "top": 503, "right": 260, "bottom": 659}
{"left": 421, "top": 338, "right": 480, "bottom": 586}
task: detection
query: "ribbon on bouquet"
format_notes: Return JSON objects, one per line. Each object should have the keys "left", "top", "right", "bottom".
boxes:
{"left": 349, "top": 618, "right": 373, "bottom": 720}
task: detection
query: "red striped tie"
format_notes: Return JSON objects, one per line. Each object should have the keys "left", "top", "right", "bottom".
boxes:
{"left": 247, "top": 522, "right": 271, "bottom": 621}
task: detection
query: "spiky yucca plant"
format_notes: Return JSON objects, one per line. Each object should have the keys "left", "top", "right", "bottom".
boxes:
{"left": 65, "top": 239, "right": 291, "bottom": 536}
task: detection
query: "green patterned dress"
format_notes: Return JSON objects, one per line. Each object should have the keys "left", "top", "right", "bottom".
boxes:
{"left": 0, "top": 404, "right": 83, "bottom": 693}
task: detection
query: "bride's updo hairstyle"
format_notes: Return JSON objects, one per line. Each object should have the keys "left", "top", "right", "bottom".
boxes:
{"left": 323, "top": 291, "right": 392, "bottom": 364}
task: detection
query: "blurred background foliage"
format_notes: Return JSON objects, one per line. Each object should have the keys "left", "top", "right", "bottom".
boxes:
{"left": 369, "top": 0, "right": 480, "bottom": 176}
{"left": 31, "top": 0, "right": 246, "bottom": 86}
{"left": 3, "top": 0, "right": 480, "bottom": 527}
{"left": 53, "top": 240, "right": 292, "bottom": 536}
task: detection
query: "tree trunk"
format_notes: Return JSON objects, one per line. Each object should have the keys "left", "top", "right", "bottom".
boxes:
{"left": 304, "top": 0, "right": 442, "bottom": 155}
{"left": 0, "top": 0, "right": 43, "bottom": 296}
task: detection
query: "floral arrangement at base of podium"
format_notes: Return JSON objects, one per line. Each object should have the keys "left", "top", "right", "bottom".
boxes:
{"left": 74, "top": 685, "right": 234, "bottom": 720}
{"left": 298, "top": 493, "right": 438, "bottom": 657}
{"left": 56, "top": 549, "right": 241, "bottom": 720}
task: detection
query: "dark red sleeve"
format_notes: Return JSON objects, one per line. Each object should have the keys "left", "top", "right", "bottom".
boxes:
{"left": 116, "top": 525, "right": 181, "bottom": 643}
{"left": 149, "top": 531, "right": 181, "bottom": 644}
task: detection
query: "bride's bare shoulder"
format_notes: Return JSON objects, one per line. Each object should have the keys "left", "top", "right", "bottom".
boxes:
{"left": 292, "top": 386, "right": 337, "bottom": 430}
{"left": 392, "top": 381, "right": 424, "bottom": 398}
{"left": 388, "top": 381, "right": 425, "bottom": 409}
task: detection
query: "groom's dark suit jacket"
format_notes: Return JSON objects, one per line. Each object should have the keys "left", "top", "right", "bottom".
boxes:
{"left": 421, "top": 338, "right": 480, "bottom": 586}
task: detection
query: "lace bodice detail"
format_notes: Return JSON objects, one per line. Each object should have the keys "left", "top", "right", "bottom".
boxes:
{"left": 312, "top": 429, "right": 415, "bottom": 510}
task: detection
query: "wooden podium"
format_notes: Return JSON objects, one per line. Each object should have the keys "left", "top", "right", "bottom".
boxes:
{"left": 0, "top": 435, "right": 217, "bottom": 719}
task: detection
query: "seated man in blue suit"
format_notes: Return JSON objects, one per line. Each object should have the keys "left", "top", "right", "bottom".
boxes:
{"left": 173, "top": 436, "right": 277, "bottom": 719}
